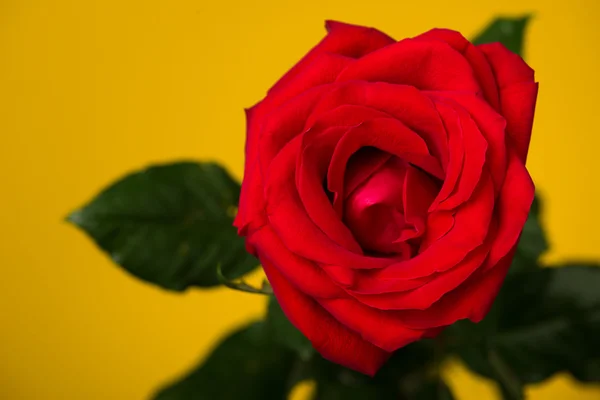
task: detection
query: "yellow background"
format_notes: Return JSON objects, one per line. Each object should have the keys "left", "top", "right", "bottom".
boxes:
{"left": 1, "top": 0, "right": 599, "bottom": 399}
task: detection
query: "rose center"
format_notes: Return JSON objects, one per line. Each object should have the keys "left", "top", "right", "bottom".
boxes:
{"left": 340, "top": 149, "right": 441, "bottom": 258}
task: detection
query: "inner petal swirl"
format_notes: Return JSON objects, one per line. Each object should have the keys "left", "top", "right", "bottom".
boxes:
{"left": 340, "top": 148, "right": 441, "bottom": 258}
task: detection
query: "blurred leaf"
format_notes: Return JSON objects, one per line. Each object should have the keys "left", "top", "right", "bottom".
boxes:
{"left": 472, "top": 16, "right": 531, "bottom": 56}
{"left": 67, "top": 162, "right": 258, "bottom": 290}
{"left": 313, "top": 375, "right": 454, "bottom": 400}
{"left": 518, "top": 195, "right": 548, "bottom": 260}
{"left": 448, "top": 264, "right": 600, "bottom": 393}
{"left": 311, "top": 340, "right": 438, "bottom": 400}
{"left": 488, "top": 350, "right": 524, "bottom": 400}
{"left": 313, "top": 380, "right": 390, "bottom": 400}
{"left": 266, "top": 296, "right": 314, "bottom": 360}
{"left": 411, "top": 379, "right": 455, "bottom": 400}
{"left": 376, "top": 339, "right": 437, "bottom": 383}
{"left": 310, "top": 359, "right": 392, "bottom": 400}
{"left": 153, "top": 322, "right": 296, "bottom": 400}
{"left": 511, "top": 195, "right": 548, "bottom": 274}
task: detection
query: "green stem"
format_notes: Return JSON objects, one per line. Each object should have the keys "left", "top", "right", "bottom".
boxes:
{"left": 488, "top": 349, "right": 524, "bottom": 400}
{"left": 216, "top": 264, "right": 273, "bottom": 295}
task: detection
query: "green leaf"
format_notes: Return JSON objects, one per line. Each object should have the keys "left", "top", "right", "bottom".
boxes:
{"left": 67, "top": 161, "right": 258, "bottom": 291}
{"left": 313, "top": 375, "right": 454, "bottom": 400}
{"left": 511, "top": 195, "right": 548, "bottom": 273}
{"left": 488, "top": 349, "right": 524, "bottom": 400}
{"left": 153, "top": 322, "right": 296, "bottom": 400}
{"left": 518, "top": 195, "right": 548, "bottom": 260}
{"left": 472, "top": 16, "right": 531, "bottom": 56}
{"left": 376, "top": 339, "right": 437, "bottom": 383}
{"left": 448, "top": 265, "right": 600, "bottom": 390}
{"left": 313, "top": 380, "right": 391, "bottom": 400}
{"left": 411, "top": 379, "right": 455, "bottom": 400}
{"left": 265, "top": 295, "right": 314, "bottom": 360}
{"left": 311, "top": 340, "right": 439, "bottom": 400}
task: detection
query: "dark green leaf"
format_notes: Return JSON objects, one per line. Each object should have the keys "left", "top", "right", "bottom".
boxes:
{"left": 472, "top": 16, "right": 531, "bottom": 56}
{"left": 488, "top": 350, "right": 524, "bottom": 400}
{"left": 313, "top": 375, "right": 454, "bottom": 400}
{"left": 376, "top": 339, "right": 437, "bottom": 384}
{"left": 153, "top": 322, "right": 296, "bottom": 400}
{"left": 311, "top": 340, "right": 438, "bottom": 400}
{"left": 310, "top": 359, "right": 393, "bottom": 400}
{"left": 266, "top": 295, "right": 314, "bottom": 360}
{"left": 511, "top": 195, "right": 548, "bottom": 274}
{"left": 448, "top": 265, "right": 600, "bottom": 388}
{"left": 411, "top": 379, "right": 455, "bottom": 400}
{"left": 518, "top": 195, "right": 548, "bottom": 259}
{"left": 313, "top": 380, "right": 391, "bottom": 400}
{"left": 67, "top": 161, "right": 258, "bottom": 290}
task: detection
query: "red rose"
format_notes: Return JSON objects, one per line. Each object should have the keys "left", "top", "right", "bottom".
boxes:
{"left": 235, "top": 21, "right": 538, "bottom": 375}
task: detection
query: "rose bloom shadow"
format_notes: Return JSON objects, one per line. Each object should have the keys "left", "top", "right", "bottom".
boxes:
{"left": 235, "top": 20, "right": 538, "bottom": 375}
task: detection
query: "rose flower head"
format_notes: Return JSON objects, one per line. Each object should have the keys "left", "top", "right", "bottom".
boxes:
{"left": 235, "top": 21, "right": 538, "bottom": 375}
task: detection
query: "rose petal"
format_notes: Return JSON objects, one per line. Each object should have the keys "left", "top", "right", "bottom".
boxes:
{"left": 485, "top": 149, "right": 535, "bottom": 269}
{"left": 237, "top": 85, "right": 333, "bottom": 235}
{"left": 250, "top": 226, "right": 345, "bottom": 298}
{"left": 346, "top": 226, "right": 493, "bottom": 310}
{"left": 344, "top": 157, "right": 410, "bottom": 254}
{"left": 479, "top": 42, "right": 537, "bottom": 162}
{"left": 427, "top": 91, "right": 507, "bottom": 195}
{"left": 415, "top": 29, "right": 500, "bottom": 109}
{"left": 478, "top": 42, "right": 535, "bottom": 88}
{"left": 265, "top": 135, "right": 392, "bottom": 269}
{"left": 307, "top": 82, "right": 449, "bottom": 167}
{"left": 297, "top": 125, "right": 363, "bottom": 252}
{"left": 262, "top": 256, "right": 391, "bottom": 375}
{"left": 499, "top": 81, "right": 539, "bottom": 163}
{"left": 234, "top": 105, "right": 267, "bottom": 235}
{"left": 328, "top": 117, "right": 443, "bottom": 215}
{"left": 431, "top": 99, "right": 488, "bottom": 211}
{"left": 269, "top": 52, "right": 354, "bottom": 103}
{"left": 321, "top": 169, "right": 495, "bottom": 280}
{"left": 427, "top": 101, "right": 464, "bottom": 210}
{"left": 402, "top": 164, "right": 439, "bottom": 234}
{"left": 344, "top": 147, "right": 393, "bottom": 197}
{"left": 395, "top": 247, "right": 515, "bottom": 329}
{"left": 296, "top": 105, "right": 397, "bottom": 252}
{"left": 270, "top": 20, "right": 395, "bottom": 96}
{"left": 336, "top": 38, "right": 481, "bottom": 93}
{"left": 318, "top": 297, "right": 429, "bottom": 352}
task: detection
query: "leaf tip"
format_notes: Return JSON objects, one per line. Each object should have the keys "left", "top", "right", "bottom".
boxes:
{"left": 65, "top": 209, "right": 84, "bottom": 225}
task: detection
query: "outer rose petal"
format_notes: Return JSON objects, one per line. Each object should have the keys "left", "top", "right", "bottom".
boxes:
{"left": 262, "top": 256, "right": 391, "bottom": 376}
{"left": 317, "top": 297, "right": 429, "bottom": 352}
{"left": 430, "top": 100, "right": 487, "bottom": 212}
{"left": 336, "top": 38, "right": 481, "bottom": 93}
{"left": 236, "top": 84, "right": 332, "bottom": 235}
{"left": 415, "top": 28, "right": 500, "bottom": 110}
{"left": 234, "top": 106, "right": 268, "bottom": 237}
{"left": 479, "top": 42, "right": 538, "bottom": 162}
{"left": 346, "top": 235, "right": 491, "bottom": 311}
{"left": 396, "top": 248, "right": 516, "bottom": 329}
{"left": 238, "top": 21, "right": 397, "bottom": 252}
{"left": 428, "top": 91, "right": 508, "bottom": 195}
{"left": 250, "top": 226, "right": 345, "bottom": 299}
{"left": 306, "top": 82, "right": 449, "bottom": 167}
{"left": 270, "top": 20, "right": 395, "bottom": 96}
{"left": 485, "top": 149, "right": 535, "bottom": 268}
{"left": 391, "top": 151, "right": 532, "bottom": 328}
